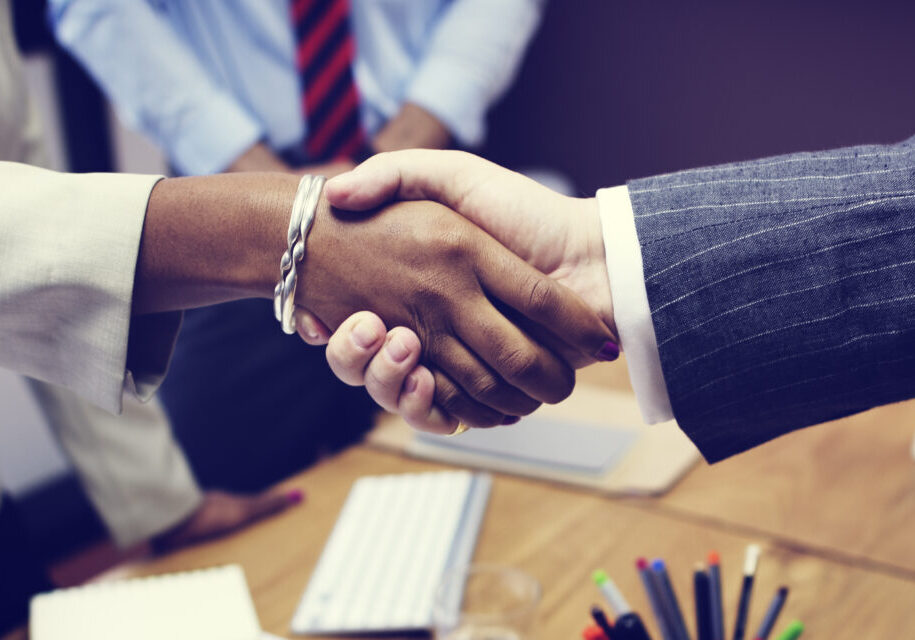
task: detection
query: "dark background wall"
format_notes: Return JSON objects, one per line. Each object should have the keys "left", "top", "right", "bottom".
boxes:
{"left": 483, "top": 1, "right": 915, "bottom": 195}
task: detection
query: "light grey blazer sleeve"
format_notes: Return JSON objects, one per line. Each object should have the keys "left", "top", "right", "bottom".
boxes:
{"left": 0, "top": 163, "right": 197, "bottom": 538}
{"left": 628, "top": 135, "right": 915, "bottom": 462}
{"left": 0, "top": 162, "right": 178, "bottom": 413}
{"left": 0, "top": 1, "right": 201, "bottom": 540}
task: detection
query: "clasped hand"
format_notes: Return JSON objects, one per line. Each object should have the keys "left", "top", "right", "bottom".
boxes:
{"left": 295, "top": 150, "right": 618, "bottom": 433}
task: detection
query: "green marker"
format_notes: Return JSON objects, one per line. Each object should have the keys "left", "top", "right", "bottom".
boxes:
{"left": 592, "top": 569, "right": 652, "bottom": 640}
{"left": 774, "top": 620, "right": 804, "bottom": 640}
{"left": 592, "top": 569, "right": 631, "bottom": 615}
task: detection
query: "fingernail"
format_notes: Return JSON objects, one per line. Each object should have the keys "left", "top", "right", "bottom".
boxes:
{"left": 296, "top": 313, "right": 319, "bottom": 340}
{"left": 595, "top": 340, "right": 620, "bottom": 361}
{"left": 385, "top": 334, "right": 410, "bottom": 363}
{"left": 328, "top": 172, "right": 355, "bottom": 190}
{"left": 404, "top": 373, "right": 419, "bottom": 394}
{"left": 502, "top": 416, "right": 521, "bottom": 426}
{"left": 352, "top": 319, "right": 380, "bottom": 348}
{"left": 285, "top": 489, "right": 305, "bottom": 505}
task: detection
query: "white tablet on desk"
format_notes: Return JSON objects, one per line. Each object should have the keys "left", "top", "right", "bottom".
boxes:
{"left": 415, "top": 415, "right": 638, "bottom": 476}
{"left": 367, "top": 384, "right": 701, "bottom": 495}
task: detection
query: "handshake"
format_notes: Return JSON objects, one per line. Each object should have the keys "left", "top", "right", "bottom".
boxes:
{"left": 288, "top": 150, "right": 620, "bottom": 434}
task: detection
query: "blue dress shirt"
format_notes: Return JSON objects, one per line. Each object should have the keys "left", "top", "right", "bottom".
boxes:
{"left": 49, "top": 0, "right": 544, "bottom": 176}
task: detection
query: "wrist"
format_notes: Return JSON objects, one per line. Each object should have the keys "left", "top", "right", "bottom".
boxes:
{"left": 248, "top": 174, "right": 303, "bottom": 298}
{"left": 134, "top": 172, "right": 298, "bottom": 314}
{"left": 568, "top": 196, "right": 617, "bottom": 339}
{"left": 372, "top": 102, "right": 451, "bottom": 152}
{"left": 273, "top": 175, "right": 327, "bottom": 333}
{"left": 227, "top": 142, "right": 292, "bottom": 173}
{"left": 293, "top": 189, "right": 334, "bottom": 311}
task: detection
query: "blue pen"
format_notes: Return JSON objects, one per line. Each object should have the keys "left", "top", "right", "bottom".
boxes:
{"left": 651, "top": 559, "right": 690, "bottom": 640}
{"left": 637, "top": 557, "right": 672, "bottom": 640}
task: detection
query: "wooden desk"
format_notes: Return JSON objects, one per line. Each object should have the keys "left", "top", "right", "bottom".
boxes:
{"left": 578, "top": 361, "right": 915, "bottom": 577}
{"left": 12, "top": 359, "right": 913, "bottom": 640}
{"left": 91, "top": 444, "right": 915, "bottom": 639}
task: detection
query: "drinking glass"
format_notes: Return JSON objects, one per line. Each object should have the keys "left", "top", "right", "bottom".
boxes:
{"left": 432, "top": 564, "right": 541, "bottom": 640}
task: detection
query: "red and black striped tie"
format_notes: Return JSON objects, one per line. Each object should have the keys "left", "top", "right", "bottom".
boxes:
{"left": 291, "top": 0, "right": 366, "bottom": 161}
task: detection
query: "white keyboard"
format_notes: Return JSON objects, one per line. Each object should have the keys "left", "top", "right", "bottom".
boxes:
{"left": 290, "top": 471, "right": 492, "bottom": 635}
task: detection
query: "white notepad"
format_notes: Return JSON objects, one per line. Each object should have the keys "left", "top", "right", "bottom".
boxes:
{"left": 368, "top": 385, "right": 701, "bottom": 495}
{"left": 414, "top": 414, "right": 638, "bottom": 475}
{"left": 30, "top": 564, "right": 261, "bottom": 640}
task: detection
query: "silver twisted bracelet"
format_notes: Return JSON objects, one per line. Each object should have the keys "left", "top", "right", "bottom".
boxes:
{"left": 273, "top": 174, "right": 326, "bottom": 334}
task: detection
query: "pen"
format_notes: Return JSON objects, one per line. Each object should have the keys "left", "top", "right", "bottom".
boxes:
{"left": 637, "top": 558, "right": 673, "bottom": 640}
{"left": 752, "top": 587, "right": 788, "bottom": 640}
{"left": 707, "top": 551, "right": 725, "bottom": 640}
{"left": 651, "top": 559, "right": 691, "bottom": 640}
{"left": 732, "top": 544, "right": 761, "bottom": 640}
{"left": 693, "top": 565, "right": 713, "bottom": 640}
{"left": 773, "top": 620, "right": 803, "bottom": 640}
{"left": 593, "top": 570, "right": 630, "bottom": 616}
{"left": 591, "top": 605, "right": 618, "bottom": 640}
{"left": 592, "top": 570, "right": 652, "bottom": 640}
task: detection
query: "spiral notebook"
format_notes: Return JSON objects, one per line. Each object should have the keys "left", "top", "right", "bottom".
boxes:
{"left": 30, "top": 564, "right": 261, "bottom": 640}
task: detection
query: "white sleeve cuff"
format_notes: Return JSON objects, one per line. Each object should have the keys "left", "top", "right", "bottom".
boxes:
{"left": 596, "top": 185, "right": 674, "bottom": 423}
{"left": 405, "top": 0, "right": 544, "bottom": 147}
{"left": 406, "top": 61, "right": 487, "bottom": 146}
{"left": 166, "top": 90, "right": 264, "bottom": 176}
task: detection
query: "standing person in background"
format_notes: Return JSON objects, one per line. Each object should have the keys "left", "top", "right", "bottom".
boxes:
{"left": 0, "top": 4, "right": 299, "bottom": 628}
{"left": 0, "top": 0, "right": 55, "bottom": 630}
{"left": 49, "top": 0, "right": 546, "bottom": 491}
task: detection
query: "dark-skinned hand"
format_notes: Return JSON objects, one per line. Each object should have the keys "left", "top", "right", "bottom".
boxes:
{"left": 296, "top": 197, "right": 616, "bottom": 430}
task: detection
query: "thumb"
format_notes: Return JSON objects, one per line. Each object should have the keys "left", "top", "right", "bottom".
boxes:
{"left": 294, "top": 307, "right": 332, "bottom": 345}
{"left": 325, "top": 149, "right": 491, "bottom": 211}
{"left": 324, "top": 156, "right": 402, "bottom": 210}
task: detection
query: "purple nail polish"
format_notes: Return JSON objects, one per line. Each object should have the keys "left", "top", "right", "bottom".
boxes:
{"left": 285, "top": 489, "right": 305, "bottom": 505}
{"left": 502, "top": 416, "right": 521, "bottom": 426}
{"left": 596, "top": 340, "right": 620, "bottom": 361}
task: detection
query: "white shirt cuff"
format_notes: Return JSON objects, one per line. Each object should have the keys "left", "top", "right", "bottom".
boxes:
{"left": 596, "top": 185, "right": 674, "bottom": 423}
{"left": 167, "top": 90, "right": 264, "bottom": 175}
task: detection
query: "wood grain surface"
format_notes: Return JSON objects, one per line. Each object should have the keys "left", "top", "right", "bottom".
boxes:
{"left": 10, "top": 356, "right": 913, "bottom": 640}
{"left": 85, "top": 443, "right": 915, "bottom": 639}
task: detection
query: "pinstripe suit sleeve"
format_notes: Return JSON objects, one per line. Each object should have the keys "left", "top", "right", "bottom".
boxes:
{"left": 627, "top": 135, "right": 915, "bottom": 462}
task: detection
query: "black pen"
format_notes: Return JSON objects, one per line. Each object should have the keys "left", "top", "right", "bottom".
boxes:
{"left": 694, "top": 565, "right": 713, "bottom": 640}
{"left": 732, "top": 544, "right": 760, "bottom": 640}
{"left": 593, "top": 570, "right": 652, "bottom": 640}
{"left": 752, "top": 586, "right": 788, "bottom": 640}
{"left": 592, "top": 605, "right": 618, "bottom": 640}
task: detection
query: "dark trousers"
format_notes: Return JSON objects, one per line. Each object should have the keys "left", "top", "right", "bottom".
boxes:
{"left": 0, "top": 494, "right": 53, "bottom": 635}
{"left": 158, "top": 299, "right": 376, "bottom": 492}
